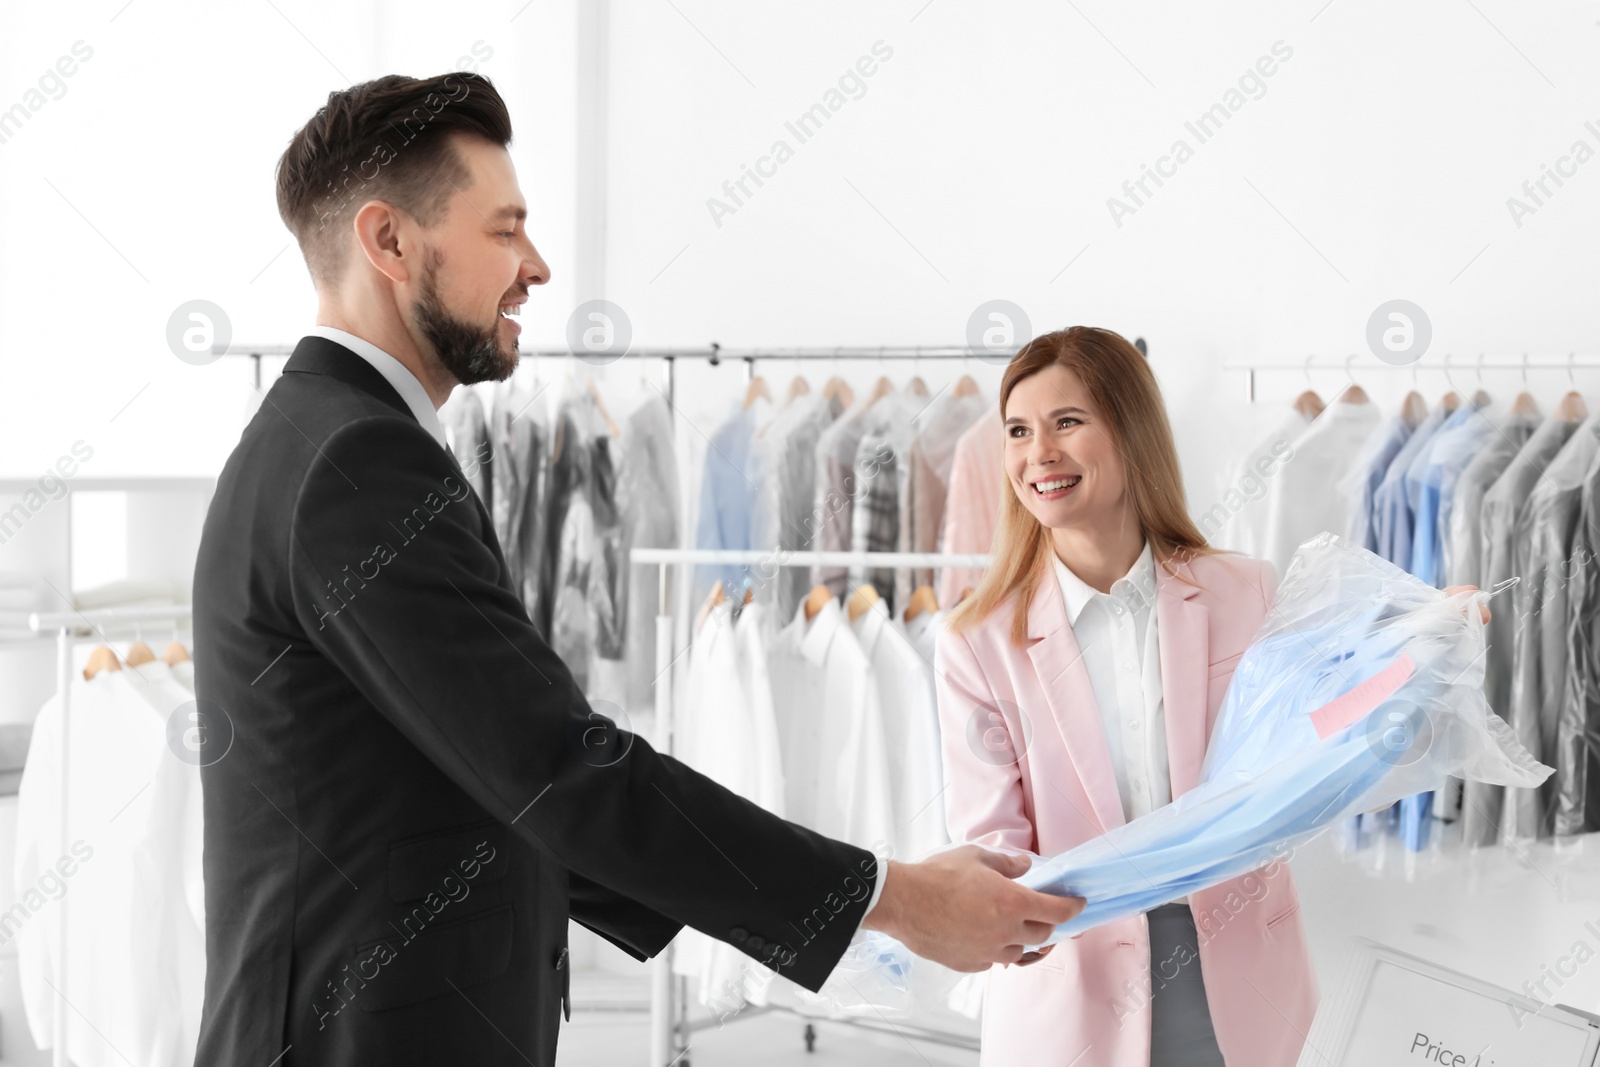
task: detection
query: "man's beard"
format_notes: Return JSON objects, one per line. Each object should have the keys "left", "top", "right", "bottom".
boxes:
{"left": 413, "top": 251, "right": 519, "bottom": 386}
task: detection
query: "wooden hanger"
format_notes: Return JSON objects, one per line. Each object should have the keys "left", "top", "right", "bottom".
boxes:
{"left": 1556, "top": 390, "right": 1588, "bottom": 422}
{"left": 1440, "top": 391, "right": 1462, "bottom": 413}
{"left": 847, "top": 584, "right": 880, "bottom": 622}
{"left": 907, "top": 377, "right": 930, "bottom": 398}
{"left": 742, "top": 376, "right": 772, "bottom": 410}
{"left": 786, "top": 376, "right": 811, "bottom": 402}
{"left": 586, "top": 378, "right": 621, "bottom": 437}
{"left": 1291, "top": 390, "right": 1324, "bottom": 420}
{"left": 822, "top": 377, "right": 854, "bottom": 410}
{"left": 742, "top": 586, "right": 754, "bottom": 606}
{"left": 1471, "top": 388, "right": 1492, "bottom": 409}
{"left": 803, "top": 584, "right": 833, "bottom": 622}
{"left": 866, "top": 376, "right": 894, "bottom": 407}
{"left": 1399, "top": 391, "right": 1427, "bottom": 427}
{"left": 125, "top": 640, "right": 157, "bottom": 667}
{"left": 903, "top": 585, "right": 940, "bottom": 623}
{"left": 162, "top": 641, "right": 191, "bottom": 666}
{"left": 1511, "top": 391, "right": 1541, "bottom": 418}
{"left": 695, "top": 580, "right": 725, "bottom": 634}
{"left": 952, "top": 374, "right": 981, "bottom": 398}
{"left": 84, "top": 645, "right": 122, "bottom": 680}
{"left": 1337, "top": 383, "right": 1369, "bottom": 405}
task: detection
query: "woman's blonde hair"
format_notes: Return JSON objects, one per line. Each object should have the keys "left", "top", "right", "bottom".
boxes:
{"left": 945, "top": 326, "right": 1215, "bottom": 646}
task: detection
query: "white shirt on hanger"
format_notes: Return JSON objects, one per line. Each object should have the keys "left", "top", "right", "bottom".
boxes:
{"left": 306, "top": 325, "right": 449, "bottom": 451}
{"left": 673, "top": 598, "right": 766, "bottom": 1010}
{"left": 1258, "top": 397, "right": 1381, "bottom": 575}
{"left": 1051, "top": 543, "right": 1170, "bottom": 822}
{"left": 769, "top": 597, "right": 897, "bottom": 856}
{"left": 733, "top": 602, "right": 786, "bottom": 819}
{"left": 1215, "top": 409, "right": 1313, "bottom": 556}
{"left": 851, "top": 598, "right": 949, "bottom": 860}
{"left": 15, "top": 662, "right": 199, "bottom": 1067}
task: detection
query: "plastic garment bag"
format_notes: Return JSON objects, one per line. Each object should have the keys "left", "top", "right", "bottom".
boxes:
{"left": 810, "top": 533, "right": 1551, "bottom": 1014}
{"left": 1559, "top": 444, "right": 1600, "bottom": 836}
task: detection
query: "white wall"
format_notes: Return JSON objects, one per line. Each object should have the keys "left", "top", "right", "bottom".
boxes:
{"left": 600, "top": 0, "right": 1600, "bottom": 514}
{"left": 0, "top": 0, "right": 582, "bottom": 479}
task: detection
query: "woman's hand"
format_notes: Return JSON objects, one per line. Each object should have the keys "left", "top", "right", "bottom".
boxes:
{"left": 1443, "top": 584, "right": 1490, "bottom": 623}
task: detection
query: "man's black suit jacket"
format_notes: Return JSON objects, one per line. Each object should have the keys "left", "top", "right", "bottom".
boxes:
{"left": 192, "top": 336, "right": 879, "bottom": 1066}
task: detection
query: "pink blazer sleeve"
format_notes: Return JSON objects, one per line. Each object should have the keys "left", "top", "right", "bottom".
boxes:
{"left": 933, "top": 624, "right": 1038, "bottom": 856}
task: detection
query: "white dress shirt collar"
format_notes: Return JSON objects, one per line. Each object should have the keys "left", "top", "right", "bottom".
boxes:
{"left": 1052, "top": 542, "right": 1157, "bottom": 624}
{"left": 849, "top": 597, "right": 892, "bottom": 657}
{"left": 306, "top": 325, "right": 449, "bottom": 451}
{"left": 796, "top": 596, "right": 845, "bottom": 668}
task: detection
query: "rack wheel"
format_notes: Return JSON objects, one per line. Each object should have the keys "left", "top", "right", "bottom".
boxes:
{"left": 804, "top": 1022, "right": 816, "bottom": 1052}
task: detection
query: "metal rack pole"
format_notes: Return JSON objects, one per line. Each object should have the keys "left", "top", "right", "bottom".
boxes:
{"left": 648, "top": 601, "right": 674, "bottom": 1066}
{"left": 51, "top": 626, "right": 69, "bottom": 1067}
{"left": 1222, "top": 354, "right": 1600, "bottom": 403}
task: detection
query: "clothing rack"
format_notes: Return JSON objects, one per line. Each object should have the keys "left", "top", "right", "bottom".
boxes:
{"left": 26, "top": 604, "right": 193, "bottom": 1067}
{"left": 1223, "top": 353, "right": 1600, "bottom": 403}
{"left": 630, "top": 547, "right": 992, "bottom": 1067}
{"left": 214, "top": 338, "right": 1150, "bottom": 410}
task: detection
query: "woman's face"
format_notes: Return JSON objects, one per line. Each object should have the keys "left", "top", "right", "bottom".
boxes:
{"left": 1003, "top": 363, "right": 1128, "bottom": 532}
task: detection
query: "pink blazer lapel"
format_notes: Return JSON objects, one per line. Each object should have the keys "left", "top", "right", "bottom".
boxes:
{"left": 1025, "top": 570, "right": 1125, "bottom": 833}
{"left": 1156, "top": 560, "right": 1211, "bottom": 798}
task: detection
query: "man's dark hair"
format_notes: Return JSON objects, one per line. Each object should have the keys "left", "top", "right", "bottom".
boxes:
{"left": 275, "top": 72, "right": 512, "bottom": 287}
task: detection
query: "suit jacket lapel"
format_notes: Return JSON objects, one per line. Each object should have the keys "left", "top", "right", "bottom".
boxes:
{"left": 1025, "top": 569, "right": 1125, "bottom": 833}
{"left": 1156, "top": 559, "right": 1210, "bottom": 798}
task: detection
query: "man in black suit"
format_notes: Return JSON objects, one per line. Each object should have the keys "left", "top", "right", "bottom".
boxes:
{"left": 192, "top": 71, "right": 1080, "bottom": 1066}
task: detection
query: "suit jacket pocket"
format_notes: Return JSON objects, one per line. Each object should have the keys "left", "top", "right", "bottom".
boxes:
{"left": 351, "top": 902, "right": 515, "bottom": 1012}
{"left": 1206, "top": 651, "right": 1244, "bottom": 679}
{"left": 1265, "top": 898, "right": 1302, "bottom": 934}
{"left": 388, "top": 819, "right": 508, "bottom": 902}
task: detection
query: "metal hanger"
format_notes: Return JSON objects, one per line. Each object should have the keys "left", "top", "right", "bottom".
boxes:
{"left": 1293, "top": 354, "right": 1324, "bottom": 418}
{"left": 1341, "top": 354, "right": 1369, "bottom": 405}
{"left": 1510, "top": 353, "right": 1539, "bottom": 418}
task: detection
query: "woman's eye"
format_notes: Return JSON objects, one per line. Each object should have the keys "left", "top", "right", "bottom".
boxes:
{"left": 497, "top": 230, "right": 516, "bottom": 239}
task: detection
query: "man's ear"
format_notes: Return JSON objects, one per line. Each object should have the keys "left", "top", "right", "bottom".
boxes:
{"left": 350, "top": 199, "right": 411, "bottom": 284}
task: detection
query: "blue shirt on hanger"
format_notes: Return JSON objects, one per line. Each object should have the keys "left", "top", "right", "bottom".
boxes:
{"left": 693, "top": 398, "right": 772, "bottom": 599}
{"left": 1406, "top": 404, "right": 1494, "bottom": 587}
{"left": 1371, "top": 404, "right": 1451, "bottom": 571}
{"left": 1350, "top": 415, "right": 1414, "bottom": 553}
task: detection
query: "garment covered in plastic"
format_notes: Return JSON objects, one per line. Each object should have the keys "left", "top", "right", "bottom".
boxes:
{"left": 1561, "top": 443, "right": 1600, "bottom": 836}
{"left": 811, "top": 534, "right": 1551, "bottom": 1012}
{"left": 1504, "top": 416, "right": 1600, "bottom": 840}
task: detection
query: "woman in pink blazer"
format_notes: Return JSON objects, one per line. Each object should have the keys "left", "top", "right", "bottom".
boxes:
{"left": 935, "top": 326, "right": 1315, "bottom": 1067}
{"left": 937, "top": 327, "right": 1483, "bottom": 1065}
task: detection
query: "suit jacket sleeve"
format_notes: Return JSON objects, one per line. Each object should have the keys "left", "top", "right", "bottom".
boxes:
{"left": 287, "top": 414, "right": 877, "bottom": 990}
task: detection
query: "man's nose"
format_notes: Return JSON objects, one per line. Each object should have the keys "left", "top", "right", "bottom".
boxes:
{"left": 522, "top": 240, "right": 551, "bottom": 286}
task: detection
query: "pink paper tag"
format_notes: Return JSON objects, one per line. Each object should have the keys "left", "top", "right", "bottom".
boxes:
{"left": 1307, "top": 653, "right": 1416, "bottom": 740}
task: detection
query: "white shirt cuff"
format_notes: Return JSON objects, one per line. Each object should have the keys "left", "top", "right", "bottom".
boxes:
{"left": 856, "top": 856, "right": 889, "bottom": 933}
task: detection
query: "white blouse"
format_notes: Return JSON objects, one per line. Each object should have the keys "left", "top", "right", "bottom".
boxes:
{"left": 1051, "top": 542, "right": 1171, "bottom": 822}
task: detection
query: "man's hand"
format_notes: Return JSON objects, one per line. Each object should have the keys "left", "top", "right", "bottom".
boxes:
{"left": 861, "top": 845, "right": 1084, "bottom": 972}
